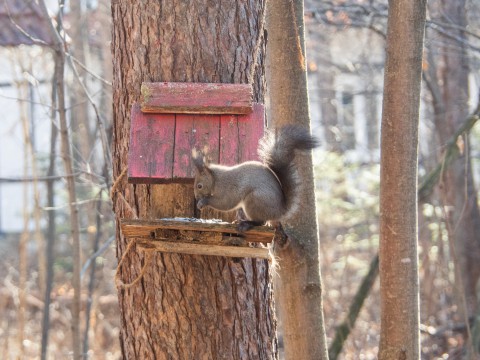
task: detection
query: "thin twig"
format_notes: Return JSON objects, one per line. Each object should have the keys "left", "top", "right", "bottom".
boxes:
{"left": 428, "top": 22, "right": 480, "bottom": 53}
{"left": 65, "top": 44, "right": 112, "bottom": 175}
{"left": 3, "top": 0, "right": 50, "bottom": 46}
{"left": 42, "top": 197, "right": 111, "bottom": 211}
{"left": 0, "top": 172, "right": 81, "bottom": 183}
{"left": 81, "top": 235, "right": 115, "bottom": 280}
{"left": 67, "top": 53, "right": 112, "bottom": 86}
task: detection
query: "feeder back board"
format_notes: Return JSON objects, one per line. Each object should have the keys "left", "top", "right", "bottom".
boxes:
{"left": 128, "top": 82, "right": 265, "bottom": 184}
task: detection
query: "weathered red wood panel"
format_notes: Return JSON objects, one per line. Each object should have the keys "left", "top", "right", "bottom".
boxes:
{"left": 141, "top": 82, "right": 253, "bottom": 115}
{"left": 237, "top": 103, "right": 265, "bottom": 162}
{"left": 128, "top": 104, "right": 175, "bottom": 183}
{"left": 219, "top": 103, "right": 264, "bottom": 165}
{"left": 128, "top": 102, "right": 264, "bottom": 184}
{"left": 219, "top": 114, "right": 239, "bottom": 166}
{"left": 173, "top": 114, "right": 220, "bottom": 179}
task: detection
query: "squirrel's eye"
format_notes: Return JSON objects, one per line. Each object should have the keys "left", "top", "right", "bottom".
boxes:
{"left": 197, "top": 183, "right": 203, "bottom": 189}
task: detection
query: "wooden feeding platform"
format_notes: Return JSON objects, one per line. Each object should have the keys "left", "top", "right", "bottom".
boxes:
{"left": 120, "top": 218, "right": 275, "bottom": 259}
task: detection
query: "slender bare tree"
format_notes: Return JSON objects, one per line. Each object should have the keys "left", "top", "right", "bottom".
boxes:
{"left": 266, "top": 0, "right": 329, "bottom": 359}
{"left": 378, "top": 0, "right": 427, "bottom": 358}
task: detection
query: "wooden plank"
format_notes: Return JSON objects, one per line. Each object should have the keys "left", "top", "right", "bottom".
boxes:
{"left": 219, "top": 103, "right": 265, "bottom": 164}
{"left": 129, "top": 102, "right": 264, "bottom": 183}
{"left": 120, "top": 218, "right": 275, "bottom": 244}
{"left": 153, "top": 228, "right": 249, "bottom": 247}
{"left": 173, "top": 114, "right": 220, "bottom": 179}
{"left": 219, "top": 114, "right": 239, "bottom": 165}
{"left": 237, "top": 103, "right": 265, "bottom": 162}
{"left": 141, "top": 82, "right": 253, "bottom": 114}
{"left": 128, "top": 104, "right": 175, "bottom": 183}
{"left": 136, "top": 239, "right": 270, "bottom": 259}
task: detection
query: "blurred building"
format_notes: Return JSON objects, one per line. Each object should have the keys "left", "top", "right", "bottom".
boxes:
{"left": 305, "top": 8, "right": 479, "bottom": 168}
{"left": 0, "top": 0, "right": 55, "bottom": 234}
{"left": 306, "top": 19, "right": 387, "bottom": 163}
{"left": 0, "top": 0, "right": 110, "bottom": 234}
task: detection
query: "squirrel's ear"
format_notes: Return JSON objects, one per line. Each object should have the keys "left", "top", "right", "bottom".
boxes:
{"left": 192, "top": 148, "right": 205, "bottom": 172}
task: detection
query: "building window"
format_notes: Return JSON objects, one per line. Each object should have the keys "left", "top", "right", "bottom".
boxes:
{"left": 367, "top": 94, "right": 380, "bottom": 151}
{"left": 86, "top": 0, "right": 98, "bottom": 9}
{"left": 338, "top": 91, "right": 355, "bottom": 150}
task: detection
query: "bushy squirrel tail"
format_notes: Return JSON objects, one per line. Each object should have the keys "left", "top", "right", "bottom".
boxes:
{"left": 258, "top": 125, "right": 319, "bottom": 220}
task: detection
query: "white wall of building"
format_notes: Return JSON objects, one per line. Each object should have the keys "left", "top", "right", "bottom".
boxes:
{"left": 0, "top": 47, "right": 54, "bottom": 233}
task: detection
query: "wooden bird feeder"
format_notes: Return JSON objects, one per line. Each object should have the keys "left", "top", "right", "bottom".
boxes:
{"left": 122, "top": 82, "right": 273, "bottom": 259}
{"left": 128, "top": 82, "right": 264, "bottom": 183}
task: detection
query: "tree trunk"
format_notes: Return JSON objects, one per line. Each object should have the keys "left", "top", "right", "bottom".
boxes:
{"left": 266, "top": 0, "right": 328, "bottom": 359}
{"left": 378, "top": 0, "right": 426, "bottom": 358}
{"left": 69, "top": 0, "right": 92, "bottom": 164}
{"left": 432, "top": 0, "right": 480, "bottom": 318}
{"left": 41, "top": 88, "right": 58, "bottom": 360}
{"left": 111, "top": 1, "right": 277, "bottom": 359}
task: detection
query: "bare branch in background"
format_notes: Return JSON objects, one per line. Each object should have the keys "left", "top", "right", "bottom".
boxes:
{"left": 2, "top": 0, "right": 50, "bottom": 46}
{"left": 40, "top": 69, "right": 58, "bottom": 360}
{"left": 36, "top": 1, "right": 83, "bottom": 358}
{"left": 68, "top": 53, "right": 112, "bottom": 86}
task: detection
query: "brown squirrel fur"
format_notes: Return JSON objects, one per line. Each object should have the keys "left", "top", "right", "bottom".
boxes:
{"left": 192, "top": 125, "right": 319, "bottom": 231}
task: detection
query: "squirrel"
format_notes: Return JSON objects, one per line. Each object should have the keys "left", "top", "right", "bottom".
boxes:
{"left": 192, "top": 125, "right": 319, "bottom": 232}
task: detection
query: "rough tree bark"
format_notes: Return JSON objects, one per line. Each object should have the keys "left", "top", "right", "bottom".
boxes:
{"left": 430, "top": 0, "right": 480, "bottom": 319}
{"left": 266, "top": 0, "right": 329, "bottom": 359}
{"left": 378, "top": 0, "right": 427, "bottom": 358}
{"left": 111, "top": 1, "right": 277, "bottom": 359}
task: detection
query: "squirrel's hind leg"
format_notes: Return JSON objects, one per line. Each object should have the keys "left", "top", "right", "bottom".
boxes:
{"left": 234, "top": 208, "right": 264, "bottom": 232}
{"left": 237, "top": 220, "right": 265, "bottom": 233}
{"left": 235, "top": 208, "right": 248, "bottom": 222}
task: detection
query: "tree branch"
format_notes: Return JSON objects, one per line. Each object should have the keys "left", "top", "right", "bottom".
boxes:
{"left": 328, "top": 254, "right": 379, "bottom": 360}
{"left": 0, "top": 172, "right": 81, "bottom": 183}
{"left": 418, "top": 101, "right": 480, "bottom": 202}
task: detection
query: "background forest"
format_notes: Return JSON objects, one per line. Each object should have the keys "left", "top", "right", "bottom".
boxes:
{"left": 0, "top": 0, "right": 479, "bottom": 359}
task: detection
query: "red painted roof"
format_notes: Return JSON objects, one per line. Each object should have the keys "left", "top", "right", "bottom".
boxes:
{"left": 0, "top": 0, "right": 53, "bottom": 46}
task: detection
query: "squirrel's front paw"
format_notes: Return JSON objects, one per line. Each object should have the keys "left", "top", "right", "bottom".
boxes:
{"left": 196, "top": 198, "right": 208, "bottom": 210}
